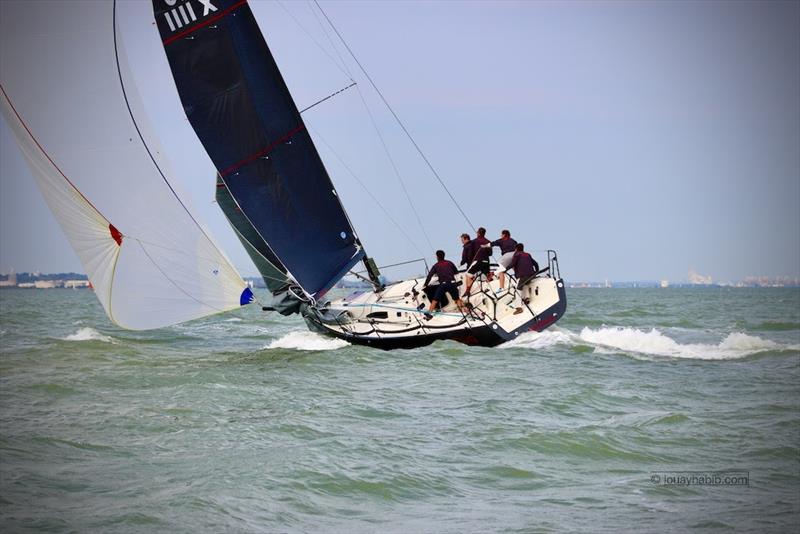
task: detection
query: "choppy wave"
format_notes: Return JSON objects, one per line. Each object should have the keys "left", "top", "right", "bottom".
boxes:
{"left": 63, "top": 327, "right": 114, "bottom": 343}
{"left": 265, "top": 331, "right": 350, "bottom": 351}
{"left": 578, "top": 327, "right": 797, "bottom": 360}
{"left": 504, "top": 326, "right": 798, "bottom": 360}
{"left": 503, "top": 330, "right": 574, "bottom": 350}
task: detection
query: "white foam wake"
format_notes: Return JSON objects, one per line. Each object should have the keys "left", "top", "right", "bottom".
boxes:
{"left": 578, "top": 326, "right": 797, "bottom": 360}
{"left": 265, "top": 331, "right": 349, "bottom": 351}
{"left": 500, "top": 325, "right": 797, "bottom": 360}
{"left": 502, "top": 329, "right": 575, "bottom": 350}
{"left": 63, "top": 327, "right": 114, "bottom": 343}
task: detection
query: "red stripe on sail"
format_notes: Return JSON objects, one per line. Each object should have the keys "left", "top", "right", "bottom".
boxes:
{"left": 219, "top": 124, "right": 305, "bottom": 177}
{"left": 163, "top": 0, "right": 249, "bottom": 46}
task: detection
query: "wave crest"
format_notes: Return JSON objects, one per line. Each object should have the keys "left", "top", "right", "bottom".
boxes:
{"left": 578, "top": 327, "right": 796, "bottom": 360}
{"left": 265, "top": 331, "right": 349, "bottom": 351}
{"left": 63, "top": 327, "right": 114, "bottom": 343}
{"left": 502, "top": 329, "right": 574, "bottom": 350}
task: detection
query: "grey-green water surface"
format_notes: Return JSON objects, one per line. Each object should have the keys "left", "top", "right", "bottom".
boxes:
{"left": 1, "top": 287, "right": 798, "bottom": 532}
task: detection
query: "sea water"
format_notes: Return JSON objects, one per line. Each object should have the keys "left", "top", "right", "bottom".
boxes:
{"left": 0, "top": 287, "right": 798, "bottom": 532}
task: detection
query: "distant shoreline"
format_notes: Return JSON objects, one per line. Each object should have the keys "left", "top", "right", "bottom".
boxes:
{"left": 2, "top": 271, "right": 798, "bottom": 290}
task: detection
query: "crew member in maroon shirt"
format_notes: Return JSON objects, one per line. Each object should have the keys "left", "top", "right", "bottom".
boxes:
{"left": 423, "top": 250, "right": 466, "bottom": 318}
{"left": 459, "top": 233, "right": 472, "bottom": 268}
{"left": 463, "top": 227, "right": 491, "bottom": 297}
{"left": 490, "top": 229, "right": 518, "bottom": 291}
{"left": 510, "top": 243, "right": 540, "bottom": 288}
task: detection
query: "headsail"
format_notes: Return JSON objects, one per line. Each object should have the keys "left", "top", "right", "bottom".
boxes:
{"left": 215, "top": 174, "right": 290, "bottom": 293}
{"left": 153, "top": 0, "right": 365, "bottom": 299}
{"left": 0, "top": 0, "right": 251, "bottom": 330}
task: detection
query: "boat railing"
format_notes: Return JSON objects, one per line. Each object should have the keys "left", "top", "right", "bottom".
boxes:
{"left": 488, "top": 249, "right": 560, "bottom": 278}
{"left": 546, "top": 249, "right": 561, "bottom": 280}
{"left": 457, "top": 249, "right": 560, "bottom": 280}
{"left": 351, "top": 251, "right": 560, "bottom": 282}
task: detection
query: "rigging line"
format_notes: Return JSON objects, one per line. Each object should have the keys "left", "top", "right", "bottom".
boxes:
{"left": 352, "top": 257, "right": 427, "bottom": 274}
{"left": 307, "top": 0, "right": 356, "bottom": 79}
{"left": 351, "top": 83, "right": 435, "bottom": 253}
{"left": 307, "top": 124, "right": 427, "bottom": 258}
{"left": 312, "top": 0, "right": 475, "bottom": 231}
{"left": 298, "top": 0, "right": 431, "bottom": 255}
{"left": 275, "top": 0, "right": 352, "bottom": 81}
{"left": 289, "top": 0, "right": 431, "bottom": 257}
{"left": 227, "top": 226, "right": 291, "bottom": 286}
{"left": 307, "top": 1, "right": 433, "bottom": 254}
{"left": 215, "top": 175, "right": 302, "bottom": 289}
{"left": 299, "top": 82, "right": 357, "bottom": 114}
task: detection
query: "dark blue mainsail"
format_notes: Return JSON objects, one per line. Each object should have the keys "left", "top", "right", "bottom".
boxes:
{"left": 153, "top": 0, "right": 363, "bottom": 298}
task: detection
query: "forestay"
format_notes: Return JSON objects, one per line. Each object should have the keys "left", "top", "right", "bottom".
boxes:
{"left": 0, "top": 0, "right": 250, "bottom": 330}
{"left": 215, "top": 174, "right": 290, "bottom": 293}
{"left": 153, "top": 0, "right": 364, "bottom": 299}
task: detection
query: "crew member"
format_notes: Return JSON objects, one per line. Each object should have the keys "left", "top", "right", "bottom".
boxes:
{"left": 423, "top": 250, "right": 466, "bottom": 319}
{"left": 463, "top": 227, "right": 491, "bottom": 297}
{"left": 489, "top": 229, "right": 518, "bottom": 291}
{"left": 510, "top": 243, "right": 540, "bottom": 288}
{"left": 459, "top": 233, "right": 472, "bottom": 269}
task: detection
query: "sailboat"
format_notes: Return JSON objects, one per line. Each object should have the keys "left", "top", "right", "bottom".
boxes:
{"left": 0, "top": 0, "right": 566, "bottom": 349}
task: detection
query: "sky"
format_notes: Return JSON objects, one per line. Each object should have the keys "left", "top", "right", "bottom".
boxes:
{"left": 1, "top": 0, "right": 798, "bottom": 283}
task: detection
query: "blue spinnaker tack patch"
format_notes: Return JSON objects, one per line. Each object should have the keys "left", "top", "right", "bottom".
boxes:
{"left": 240, "top": 287, "right": 254, "bottom": 306}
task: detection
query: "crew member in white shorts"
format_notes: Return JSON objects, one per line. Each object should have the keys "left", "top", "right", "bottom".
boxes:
{"left": 489, "top": 229, "right": 518, "bottom": 291}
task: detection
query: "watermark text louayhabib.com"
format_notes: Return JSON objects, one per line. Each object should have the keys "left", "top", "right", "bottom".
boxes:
{"left": 650, "top": 471, "right": 749, "bottom": 487}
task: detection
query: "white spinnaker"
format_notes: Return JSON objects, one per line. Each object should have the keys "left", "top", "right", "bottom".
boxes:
{"left": 0, "top": 1, "right": 248, "bottom": 330}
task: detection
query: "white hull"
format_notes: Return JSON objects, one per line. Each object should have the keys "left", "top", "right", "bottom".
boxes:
{"left": 305, "top": 263, "right": 567, "bottom": 349}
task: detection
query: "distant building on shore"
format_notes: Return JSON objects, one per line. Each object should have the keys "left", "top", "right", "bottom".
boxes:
{"left": 34, "top": 280, "right": 61, "bottom": 289}
{"left": 1, "top": 272, "right": 90, "bottom": 289}
{"left": 688, "top": 268, "right": 713, "bottom": 285}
